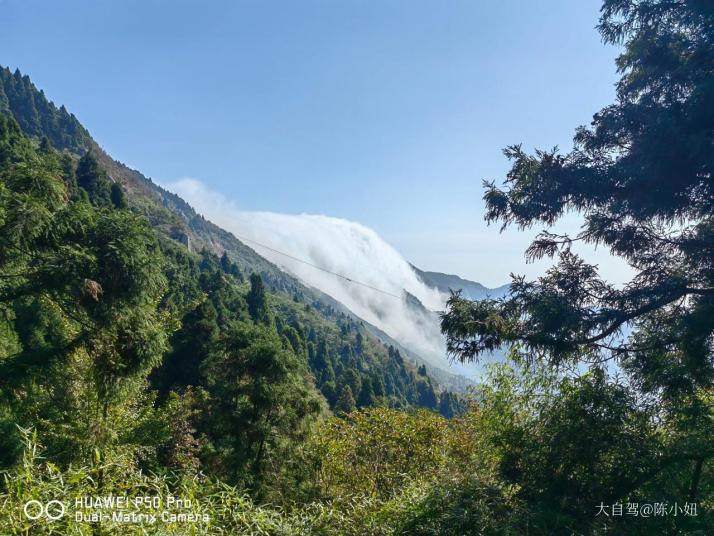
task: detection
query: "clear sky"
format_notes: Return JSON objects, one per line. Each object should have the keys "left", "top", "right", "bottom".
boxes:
{"left": 1, "top": 0, "right": 623, "bottom": 287}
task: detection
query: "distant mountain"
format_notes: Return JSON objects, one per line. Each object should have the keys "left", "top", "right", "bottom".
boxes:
{"left": 411, "top": 265, "right": 509, "bottom": 301}
{"left": 409, "top": 267, "right": 510, "bottom": 376}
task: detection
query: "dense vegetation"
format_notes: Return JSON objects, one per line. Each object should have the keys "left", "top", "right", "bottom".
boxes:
{"left": 0, "top": 62, "right": 462, "bottom": 536}
{"left": 0, "top": 110, "right": 455, "bottom": 451}
{"left": 0, "top": 0, "right": 712, "bottom": 534}
{"left": 440, "top": 0, "right": 714, "bottom": 532}
{"left": 0, "top": 67, "right": 90, "bottom": 154}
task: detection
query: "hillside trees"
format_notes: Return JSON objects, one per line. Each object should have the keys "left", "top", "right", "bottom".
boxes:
{"left": 247, "top": 272, "right": 271, "bottom": 324}
{"left": 75, "top": 151, "right": 111, "bottom": 206}
{"left": 151, "top": 298, "right": 219, "bottom": 397}
{"left": 335, "top": 384, "right": 356, "bottom": 415}
{"left": 110, "top": 181, "right": 128, "bottom": 209}
{"left": 0, "top": 67, "right": 474, "bottom": 534}
{"left": 200, "top": 322, "right": 321, "bottom": 494}
{"left": 0, "top": 116, "right": 327, "bottom": 494}
{"left": 441, "top": 0, "right": 714, "bottom": 529}
{"left": 0, "top": 114, "right": 170, "bottom": 464}
{"left": 220, "top": 250, "right": 243, "bottom": 280}
{"left": 0, "top": 62, "right": 463, "bottom": 423}
{"left": 0, "top": 66, "right": 90, "bottom": 153}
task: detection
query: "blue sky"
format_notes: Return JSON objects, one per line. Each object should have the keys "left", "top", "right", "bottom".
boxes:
{"left": 1, "top": 0, "right": 622, "bottom": 286}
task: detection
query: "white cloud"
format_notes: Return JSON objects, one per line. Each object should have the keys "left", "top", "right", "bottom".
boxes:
{"left": 162, "top": 178, "right": 480, "bottom": 375}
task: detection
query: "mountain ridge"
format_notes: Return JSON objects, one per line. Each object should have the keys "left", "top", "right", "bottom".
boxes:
{"left": 0, "top": 65, "right": 474, "bottom": 393}
{"left": 411, "top": 264, "right": 509, "bottom": 301}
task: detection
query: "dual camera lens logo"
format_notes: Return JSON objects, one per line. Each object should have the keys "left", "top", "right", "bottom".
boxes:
{"left": 23, "top": 500, "right": 66, "bottom": 520}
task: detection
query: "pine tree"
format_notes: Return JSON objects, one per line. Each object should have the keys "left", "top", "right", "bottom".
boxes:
{"left": 38, "top": 136, "right": 52, "bottom": 153}
{"left": 340, "top": 343, "right": 355, "bottom": 366}
{"left": 110, "top": 182, "right": 128, "bottom": 209}
{"left": 321, "top": 381, "right": 338, "bottom": 407}
{"left": 372, "top": 375, "right": 385, "bottom": 397}
{"left": 355, "top": 331, "right": 364, "bottom": 354}
{"left": 440, "top": 0, "right": 714, "bottom": 517}
{"left": 76, "top": 151, "right": 111, "bottom": 206}
{"left": 416, "top": 378, "right": 438, "bottom": 409}
{"left": 335, "top": 385, "right": 356, "bottom": 415}
{"left": 219, "top": 251, "right": 229, "bottom": 271}
{"left": 438, "top": 391, "right": 463, "bottom": 418}
{"left": 357, "top": 378, "right": 376, "bottom": 408}
{"left": 282, "top": 326, "right": 305, "bottom": 356}
{"left": 220, "top": 251, "right": 243, "bottom": 280}
{"left": 341, "top": 368, "right": 361, "bottom": 399}
{"left": 151, "top": 299, "right": 219, "bottom": 397}
{"left": 202, "top": 323, "right": 320, "bottom": 489}
{"left": 0, "top": 76, "right": 8, "bottom": 113}
{"left": 246, "top": 273, "right": 270, "bottom": 324}
{"left": 0, "top": 125, "right": 170, "bottom": 456}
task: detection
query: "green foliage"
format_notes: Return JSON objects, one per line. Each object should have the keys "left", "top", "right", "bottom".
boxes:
{"left": 0, "top": 429, "right": 298, "bottom": 536}
{"left": 75, "top": 151, "right": 111, "bottom": 206}
{"left": 201, "top": 322, "right": 321, "bottom": 494}
{"left": 416, "top": 377, "right": 438, "bottom": 409}
{"left": 247, "top": 272, "right": 271, "bottom": 324}
{"left": 312, "top": 408, "right": 451, "bottom": 500}
{"left": 8, "top": 8, "right": 712, "bottom": 529}
{"left": 356, "top": 377, "right": 377, "bottom": 408}
{"left": 152, "top": 298, "right": 219, "bottom": 396}
{"left": 334, "top": 384, "right": 356, "bottom": 415}
{"left": 437, "top": 391, "right": 464, "bottom": 419}
{"left": 0, "top": 67, "right": 91, "bottom": 153}
{"left": 439, "top": 2, "right": 714, "bottom": 533}
{"left": 392, "top": 477, "right": 523, "bottom": 536}
{"left": 110, "top": 181, "right": 128, "bottom": 209}
{"left": 220, "top": 251, "right": 243, "bottom": 281}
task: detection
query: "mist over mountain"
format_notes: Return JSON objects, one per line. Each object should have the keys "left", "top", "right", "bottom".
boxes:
{"left": 0, "top": 62, "right": 509, "bottom": 383}
{"left": 0, "top": 64, "right": 508, "bottom": 382}
{"left": 0, "top": 64, "right": 480, "bottom": 419}
{"left": 165, "top": 178, "right": 506, "bottom": 377}
{"left": 1, "top": 2, "right": 709, "bottom": 530}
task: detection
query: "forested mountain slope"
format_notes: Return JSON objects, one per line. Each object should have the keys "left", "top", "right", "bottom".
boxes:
{"left": 0, "top": 65, "right": 468, "bottom": 404}
{"left": 2, "top": 0, "right": 713, "bottom": 533}
{"left": 0, "top": 92, "right": 469, "bottom": 495}
{"left": 0, "top": 66, "right": 472, "bottom": 505}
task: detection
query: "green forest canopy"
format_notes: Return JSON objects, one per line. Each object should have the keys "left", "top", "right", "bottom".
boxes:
{"left": 0, "top": 1, "right": 712, "bottom": 534}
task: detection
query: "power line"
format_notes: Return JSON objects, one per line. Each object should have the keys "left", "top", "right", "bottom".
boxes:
{"left": 231, "top": 232, "right": 412, "bottom": 301}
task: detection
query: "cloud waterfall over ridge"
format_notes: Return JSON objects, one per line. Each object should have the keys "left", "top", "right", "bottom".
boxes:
{"left": 163, "top": 178, "right": 462, "bottom": 371}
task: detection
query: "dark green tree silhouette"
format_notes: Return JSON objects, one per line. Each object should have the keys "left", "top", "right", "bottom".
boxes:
{"left": 152, "top": 299, "right": 219, "bottom": 397}
{"left": 202, "top": 323, "right": 320, "bottom": 490}
{"left": 220, "top": 251, "right": 243, "bottom": 280}
{"left": 246, "top": 273, "right": 270, "bottom": 324}
{"left": 438, "top": 391, "right": 463, "bottom": 419}
{"left": 38, "top": 136, "right": 52, "bottom": 153}
{"left": 110, "top": 182, "right": 128, "bottom": 209}
{"left": 76, "top": 151, "right": 111, "bottom": 206}
{"left": 416, "top": 378, "right": 438, "bottom": 409}
{"left": 335, "top": 384, "right": 356, "bottom": 415}
{"left": 356, "top": 377, "right": 376, "bottom": 408}
{"left": 340, "top": 368, "right": 361, "bottom": 400}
